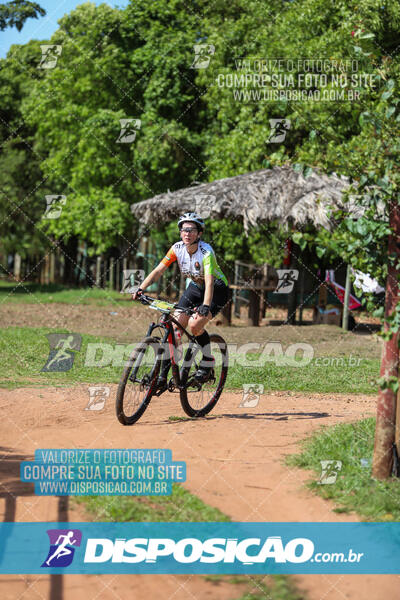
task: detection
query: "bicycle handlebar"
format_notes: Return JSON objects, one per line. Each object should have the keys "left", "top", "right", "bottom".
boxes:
{"left": 135, "top": 292, "right": 197, "bottom": 316}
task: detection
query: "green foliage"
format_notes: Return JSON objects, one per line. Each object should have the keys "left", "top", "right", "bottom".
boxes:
{"left": 0, "top": 40, "right": 51, "bottom": 257}
{"left": 18, "top": 1, "right": 209, "bottom": 253}
{"left": 2, "top": 0, "right": 400, "bottom": 293}
{"left": 0, "top": 0, "right": 45, "bottom": 31}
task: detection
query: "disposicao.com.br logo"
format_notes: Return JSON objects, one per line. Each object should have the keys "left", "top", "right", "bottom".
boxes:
{"left": 31, "top": 525, "right": 370, "bottom": 574}
{"left": 82, "top": 536, "right": 357, "bottom": 565}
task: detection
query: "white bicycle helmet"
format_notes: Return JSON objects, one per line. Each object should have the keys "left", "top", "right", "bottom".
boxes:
{"left": 177, "top": 212, "right": 205, "bottom": 231}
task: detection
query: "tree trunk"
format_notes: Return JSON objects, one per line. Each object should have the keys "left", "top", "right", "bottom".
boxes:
{"left": 49, "top": 252, "right": 55, "bottom": 284}
{"left": 61, "top": 237, "right": 78, "bottom": 286}
{"left": 372, "top": 199, "right": 400, "bottom": 479}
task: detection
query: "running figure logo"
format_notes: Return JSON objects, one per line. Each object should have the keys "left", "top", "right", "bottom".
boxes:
{"left": 38, "top": 45, "right": 62, "bottom": 69}
{"left": 41, "top": 529, "right": 82, "bottom": 568}
{"left": 121, "top": 269, "right": 144, "bottom": 293}
{"left": 86, "top": 386, "right": 110, "bottom": 411}
{"left": 240, "top": 384, "right": 264, "bottom": 408}
{"left": 275, "top": 269, "right": 299, "bottom": 294}
{"left": 194, "top": 193, "right": 215, "bottom": 219}
{"left": 116, "top": 119, "right": 141, "bottom": 143}
{"left": 44, "top": 195, "right": 67, "bottom": 219}
{"left": 41, "top": 334, "right": 82, "bottom": 372}
{"left": 318, "top": 460, "right": 342, "bottom": 485}
{"left": 268, "top": 119, "right": 291, "bottom": 143}
{"left": 190, "top": 44, "right": 215, "bottom": 69}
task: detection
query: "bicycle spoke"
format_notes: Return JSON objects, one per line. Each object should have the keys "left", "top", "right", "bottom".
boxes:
{"left": 180, "top": 334, "right": 228, "bottom": 417}
{"left": 116, "top": 337, "right": 160, "bottom": 425}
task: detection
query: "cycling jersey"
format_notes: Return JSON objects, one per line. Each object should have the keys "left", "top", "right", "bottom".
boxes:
{"left": 161, "top": 241, "right": 228, "bottom": 288}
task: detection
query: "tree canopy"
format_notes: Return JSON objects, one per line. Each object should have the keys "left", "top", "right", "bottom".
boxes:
{"left": 0, "top": 0, "right": 399, "bottom": 271}
{"left": 0, "top": 1, "right": 45, "bottom": 31}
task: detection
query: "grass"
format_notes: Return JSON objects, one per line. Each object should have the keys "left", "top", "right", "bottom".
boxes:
{"left": 75, "top": 483, "right": 230, "bottom": 522}
{"left": 226, "top": 356, "right": 379, "bottom": 395}
{"left": 0, "top": 326, "right": 125, "bottom": 388}
{"left": 237, "top": 575, "right": 304, "bottom": 600}
{"left": 287, "top": 418, "right": 400, "bottom": 521}
{"left": 0, "top": 325, "right": 380, "bottom": 393}
{"left": 0, "top": 281, "right": 127, "bottom": 306}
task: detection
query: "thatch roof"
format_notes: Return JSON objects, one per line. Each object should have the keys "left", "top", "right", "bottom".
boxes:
{"left": 131, "top": 166, "right": 359, "bottom": 233}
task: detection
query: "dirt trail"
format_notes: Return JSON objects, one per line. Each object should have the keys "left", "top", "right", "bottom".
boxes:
{"left": 0, "top": 385, "right": 398, "bottom": 599}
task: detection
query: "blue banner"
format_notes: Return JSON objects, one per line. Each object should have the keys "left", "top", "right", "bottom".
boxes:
{"left": 0, "top": 522, "right": 399, "bottom": 574}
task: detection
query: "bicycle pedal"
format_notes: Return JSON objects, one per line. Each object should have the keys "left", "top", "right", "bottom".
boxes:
{"left": 154, "top": 385, "right": 167, "bottom": 397}
{"left": 167, "top": 378, "right": 176, "bottom": 392}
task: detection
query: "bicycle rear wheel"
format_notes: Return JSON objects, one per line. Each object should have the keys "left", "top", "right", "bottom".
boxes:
{"left": 116, "top": 336, "right": 161, "bottom": 425}
{"left": 180, "top": 333, "right": 228, "bottom": 417}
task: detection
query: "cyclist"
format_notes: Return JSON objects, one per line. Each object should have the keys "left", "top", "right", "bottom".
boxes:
{"left": 132, "top": 212, "right": 229, "bottom": 390}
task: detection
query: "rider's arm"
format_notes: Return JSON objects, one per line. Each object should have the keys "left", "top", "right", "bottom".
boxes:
{"left": 139, "top": 245, "right": 177, "bottom": 292}
{"left": 203, "top": 273, "right": 214, "bottom": 307}
{"left": 139, "top": 262, "right": 169, "bottom": 291}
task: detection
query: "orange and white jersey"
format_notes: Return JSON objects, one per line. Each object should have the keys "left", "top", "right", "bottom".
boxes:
{"left": 161, "top": 241, "right": 227, "bottom": 288}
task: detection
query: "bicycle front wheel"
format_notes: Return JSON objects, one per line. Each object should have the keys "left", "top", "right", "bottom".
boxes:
{"left": 180, "top": 333, "right": 228, "bottom": 417}
{"left": 116, "top": 336, "right": 161, "bottom": 425}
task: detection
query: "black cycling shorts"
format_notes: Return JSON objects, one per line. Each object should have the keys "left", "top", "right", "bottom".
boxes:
{"left": 177, "top": 280, "right": 229, "bottom": 317}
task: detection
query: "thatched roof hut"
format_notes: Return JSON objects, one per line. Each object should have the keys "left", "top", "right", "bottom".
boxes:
{"left": 131, "top": 166, "right": 359, "bottom": 233}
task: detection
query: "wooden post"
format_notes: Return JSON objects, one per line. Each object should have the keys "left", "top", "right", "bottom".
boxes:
{"left": 14, "top": 253, "right": 21, "bottom": 281}
{"left": 95, "top": 257, "right": 101, "bottom": 287}
{"left": 248, "top": 272, "right": 262, "bottom": 326}
{"left": 220, "top": 287, "right": 233, "bottom": 325}
{"left": 43, "top": 253, "right": 50, "bottom": 285}
{"left": 248, "top": 288, "right": 260, "bottom": 326}
{"left": 109, "top": 258, "right": 114, "bottom": 291}
{"left": 372, "top": 199, "right": 400, "bottom": 479}
{"left": 233, "top": 261, "right": 240, "bottom": 317}
{"left": 342, "top": 264, "right": 351, "bottom": 331}
{"left": 298, "top": 268, "right": 305, "bottom": 325}
{"left": 116, "top": 257, "right": 120, "bottom": 293}
{"left": 286, "top": 246, "right": 298, "bottom": 325}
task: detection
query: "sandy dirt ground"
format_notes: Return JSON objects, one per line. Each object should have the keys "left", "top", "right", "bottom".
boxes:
{"left": 0, "top": 385, "right": 399, "bottom": 599}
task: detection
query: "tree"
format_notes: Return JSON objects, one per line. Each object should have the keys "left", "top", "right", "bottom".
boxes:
{"left": 0, "top": 40, "right": 52, "bottom": 264}
{"left": 278, "top": 4, "right": 400, "bottom": 479}
{"left": 22, "top": 1, "right": 209, "bottom": 254}
{"left": 0, "top": 0, "right": 45, "bottom": 31}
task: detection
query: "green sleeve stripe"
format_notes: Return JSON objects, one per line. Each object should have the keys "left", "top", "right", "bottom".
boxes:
{"left": 203, "top": 252, "right": 216, "bottom": 275}
{"left": 203, "top": 252, "right": 228, "bottom": 285}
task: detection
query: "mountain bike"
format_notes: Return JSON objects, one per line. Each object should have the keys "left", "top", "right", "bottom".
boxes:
{"left": 116, "top": 294, "right": 228, "bottom": 425}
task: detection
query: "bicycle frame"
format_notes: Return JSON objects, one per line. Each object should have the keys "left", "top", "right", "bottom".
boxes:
{"left": 144, "top": 307, "right": 200, "bottom": 391}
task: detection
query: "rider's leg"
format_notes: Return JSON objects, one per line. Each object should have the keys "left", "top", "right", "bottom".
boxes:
{"left": 158, "top": 312, "right": 189, "bottom": 387}
{"left": 189, "top": 313, "right": 214, "bottom": 381}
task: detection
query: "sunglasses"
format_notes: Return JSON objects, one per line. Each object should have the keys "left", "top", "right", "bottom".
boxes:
{"left": 181, "top": 228, "right": 198, "bottom": 233}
